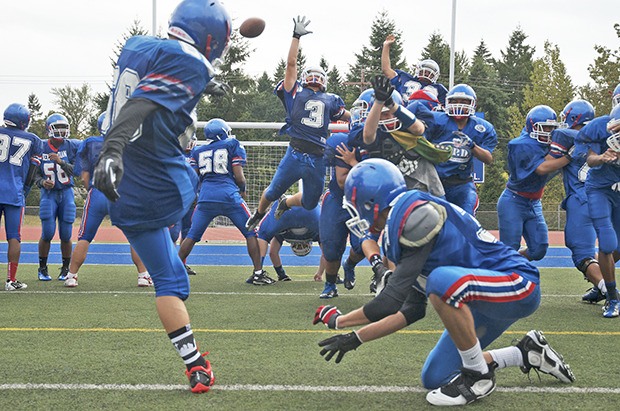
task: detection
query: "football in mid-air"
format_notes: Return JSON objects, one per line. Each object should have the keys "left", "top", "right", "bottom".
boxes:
{"left": 239, "top": 17, "right": 265, "bottom": 38}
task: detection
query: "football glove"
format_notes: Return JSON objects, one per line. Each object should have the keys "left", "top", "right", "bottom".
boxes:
{"left": 375, "top": 270, "right": 393, "bottom": 295}
{"left": 93, "top": 151, "right": 123, "bottom": 202}
{"left": 313, "top": 305, "right": 341, "bottom": 329}
{"left": 204, "top": 79, "right": 230, "bottom": 97}
{"left": 318, "top": 331, "right": 362, "bottom": 363}
{"left": 371, "top": 75, "right": 395, "bottom": 106}
{"left": 292, "top": 16, "right": 312, "bottom": 39}
{"left": 454, "top": 131, "right": 476, "bottom": 150}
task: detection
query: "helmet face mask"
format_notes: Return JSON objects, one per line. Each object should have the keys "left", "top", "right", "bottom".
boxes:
{"left": 606, "top": 105, "right": 620, "bottom": 151}
{"left": 290, "top": 241, "right": 312, "bottom": 257}
{"left": 415, "top": 59, "right": 440, "bottom": 83}
{"left": 350, "top": 88, "right": 374, "bottom": 126}
{"left": 301, "top": 66, "right": 327, "bottom": 91}
{"left": 445, "top": 84, "right": 476, "bottom": 119}
{"left": 526, "top": 105, "right": 558, "bottom": 144}
{"left": 343, "top": 199, "right": 371, "bottom": 239}
{"left": 46, "top": 113, "right": 70, "bottom": 140}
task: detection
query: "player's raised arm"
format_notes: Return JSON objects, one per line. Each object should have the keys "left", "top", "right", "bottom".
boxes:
{"left": 283, "top": 16, "right": 312, "bottom": 92}
{"left": 381, "top": 34, "right": 398, "bottom": 80}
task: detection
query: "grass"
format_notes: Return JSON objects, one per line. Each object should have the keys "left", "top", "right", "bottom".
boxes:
{"left": 1, "top": 265, "right": 620, "bottom": 410}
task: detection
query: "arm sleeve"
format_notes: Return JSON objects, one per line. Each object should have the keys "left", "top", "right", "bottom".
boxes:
{"left": 101, "top": 98, "right": 160, "bottom": 156}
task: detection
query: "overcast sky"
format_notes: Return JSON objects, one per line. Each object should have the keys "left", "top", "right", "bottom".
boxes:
{"left": 1, "top": 0, "right": 618, "bottom": 116}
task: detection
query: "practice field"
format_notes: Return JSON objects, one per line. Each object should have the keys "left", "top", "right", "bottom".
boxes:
{"left": 1, "top": 264, "right": 620, "bottom": 410}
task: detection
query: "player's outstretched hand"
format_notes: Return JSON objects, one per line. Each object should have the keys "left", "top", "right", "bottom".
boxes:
{"left": 313, "top": 305, "right": 341, "bottom": 329}
{"left": 292, "top": 16, "right": 312, "bottom": 38}
{"left": 454, "top": 131, "right": 476, "bottom": 150}
{"left": 371, "top": 75, "right": 394, "bottom": 105}
{"left": 204, "top": 79, "right": 230, "bottom": 97}
{"left": 318, "top": 331, "right": 362, "bottom": 363}
{"left": 93, "top": 152, "right": 123, "bottom": 202}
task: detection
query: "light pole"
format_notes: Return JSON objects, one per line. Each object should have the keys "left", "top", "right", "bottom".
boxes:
{"left": 449, "top": 0, "right": 457, "bottom": 89}
{"left": 152, "top": 0, "right": 157, "bottom": 36}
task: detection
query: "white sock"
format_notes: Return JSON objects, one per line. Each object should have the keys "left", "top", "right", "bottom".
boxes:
{"left": 488, "top": 346, "right": 524, "bottom": 369}
{"left": 138, "top": 271, "right": 149, "bottom": 278}
{"left": 68, "top": 271, "right": 77, "bottom": 278}
{"left": 254, "top": 269, "right": 263, "bottom": 275}
{"left": 458, "top": 340, "right": 488, "bottom": 374}
{"left": 598, "top": 279, "right": 608, "bottom": 294}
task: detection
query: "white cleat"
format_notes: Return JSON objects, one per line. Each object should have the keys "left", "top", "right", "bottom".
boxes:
{"left": 426, "top": 366, "right": 496, "bottom": 406}
{"left": 64, "top": 274, "right": 78, "bottom": 288}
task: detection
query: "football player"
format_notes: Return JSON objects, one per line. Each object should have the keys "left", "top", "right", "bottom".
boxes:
{"left": 574, "top": 104, "right": 620, "bottom": 317}
{"left": 92, "top": 0, "right": 232, "bottom": 393}
{"left": 64, "top": 113, "right": 152, "bottom": 288}
{"left": 178, "top": 118, "right": 270, "bottom": 284}
{"left": 549, "top": 100, "right": 609, "bottom": 302}
{"left": 1, "top": 103, "right": 42, "bottom": 291}
{"left": 257, "top": 197, "right": 321, "bottom": 283}
{"left": 424, "top": 84, "right": 498, "bottom": 215}
{"left": 497, "top": 105, "right": 569, "bottom": 261}
{"left": 381, "top": 34, "right": 448, "bottom": 105}
{"left": 33, "top": 113, "right": 81, "bottom": 282}
{"left": 245, "top": 16, "right": 350, "bottom": 230}
{"left": 313, "top": 159, "right": 574, "bottom": 406}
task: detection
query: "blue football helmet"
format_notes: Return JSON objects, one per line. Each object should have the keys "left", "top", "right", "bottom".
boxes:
{"left": 445, "top": 84, "right": 476, "bottom": 118}
{"left": 606, "top": 105, "right": 620, "bottom": 152}
{"left": 301, "top": 66, "right": 327, "bottom": 92}
{"left": 290, "top": 241, "right": 312, "bottom": 257}
{"left": 96, "top": 112, "right": 106, "bottom": 135}
{"left": 525, "top": 105, "right": 558, "bottom": 144}
{"left": 343, "top": 158, "right": 407, "bottom": 238}
{"left": 3, "top": 103, "right": 30, "bottom": 130}
{"left": 560, "top": 100, "right": 595, "bottom": 129}
{"left": 415, "top": 59, "right": 440, "bottom": 84}
{"left": 613, "top": 83, "right": 620, "bottom": 109}
{"left": 167, "top": 0, "right": 232, "bottom": 64}
{"left": 204, "top": 118, "right": 232, "bottom": 141}
{"left": 350, "top": 88, "right": 374, "bottom": 126}
{"left": 45, "top": 113, "right": 70, "bottom": 139}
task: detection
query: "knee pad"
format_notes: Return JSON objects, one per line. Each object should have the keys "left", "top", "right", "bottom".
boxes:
{"left": 577, "top": 257, "right": 599, "bottom": 278}
{"left": 321, "top": 239, "right": 347, "bottom": 262}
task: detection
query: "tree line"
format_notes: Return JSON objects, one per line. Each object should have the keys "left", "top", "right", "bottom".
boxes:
{"left": 23, "top": 12, "right": 620, "bottom": 211}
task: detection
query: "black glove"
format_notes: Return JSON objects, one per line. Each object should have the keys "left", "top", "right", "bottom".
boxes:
{"left": 204, "top": 79, "right": 230, "bottom": 97}
{"left": 371, "top": 75, "right": 395, "bottom": 106}
{"left": 93, "top": 151, "right": 123, "bottom": 202}
{"left": 292, "top": 16, "right": 312, "bottom": 39}
{"left": 318, "top": 331, "right": 362, "bottom": 363}
{"left": 313, "top": 305, "right": 341, "bottom": 329}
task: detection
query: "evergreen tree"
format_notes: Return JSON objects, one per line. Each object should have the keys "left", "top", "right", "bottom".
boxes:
{"left": 27, "top": 93, "right": 46, "bottom": 137}
{"left": 496, "top": 27, "right": 535, "bottom": 108}
{"left": 580, "top": 23, "right": 620, "bottom": 115}
{"left": 420, "top": 33, "right": 468, "bottom": 87}
{"left": 273, "top": 59, "right": 286, "bottom": 83}
{"left": 111, "top": 20, "right": 150, "bottom": 67}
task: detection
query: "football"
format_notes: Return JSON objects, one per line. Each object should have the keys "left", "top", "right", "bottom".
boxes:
{"left": 239, "top": 17, "right": 265, "bottom": 38}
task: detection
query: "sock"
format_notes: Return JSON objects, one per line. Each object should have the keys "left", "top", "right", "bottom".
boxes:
{"left": 274, "top": 265, "right": 286, "bottom": 278}
{"left": 62, "top": 257, "right": 70, "bottom": 269}
{"left": 254, "top": 269, "right": 263, "bottom": 275}
{"left": 168, "top": 324, "right": 206, "bottom": 371}
{"left": 8, "top": 262, "right": 18, "bottom": 282}
{"left": 68, "top": 271, "right": 77, "bottom": 279}
{"left": 458, "top": 340, "right": 489, "bottom": 374}
{"left": 605, "top": 282, "right": 618, "bottom": 300}
{"left": 344, "top": 257, "right": 358, "bottom": 268}
{"left": 138, "top": 271, "right": 149, "bottom": 278}
{"left": 39, "top": 257, "right": 48, "bottom": 269}
{"left": 261, "top": 256, "right": 265, "bottom": 266}
{"left": 598, "top": 279, "right": 608, "bottom": 294}
{"left": 326, "top": 273, "right": 338, "bottom": 285}
{"left": 488, "top": 346, "right": 524, "bottom": 369}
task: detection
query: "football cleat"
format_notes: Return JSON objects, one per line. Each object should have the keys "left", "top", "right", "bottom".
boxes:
{"left": 369, "top": 275, "right": 378, "bottom": 294}
{"left": 58, "top": 266, "right": 69, "bottom": 281}
{"left": 342, "top": 259, "right": 356, "bottom": 290}
{"left": 516, "top": 330, "right": 575, "bottom": 383}
{"left": 5, "top": 280, "right": 28, "bottom": 291}
{"left": 602, "top": 299, "right": 620, "bottom": 318}
{"left": 320, "top": 282, "right": 338, "bottom": 299}
{"left": 137, "top": 274, "right": 153, "bottom": 287}
{"left": 245, "top": 210, "right": 265, "bottom": 231}
{"left": 38, "top": 267, "right": 51, "bottom": 281}
{"left": 185, "top": 265, "right": 197, "bottom": 276}
{"left": 245, "top": 271, "right": 276, "bottom": 285}
{"left": 278, "top": 274, "right": 292, "bottom": 282}
{"left": 274, "top": 196, "right": 291, "bottom": 220}
{"left": 64, "top": 274, "right": 78, "bottom": 288}
{"left": 185, "top": 354, "right": 215, "bottom": 394}
{"left": 582, "top": 287, "right": 605, "bottom": 304}
{"left": 336, "top": 275, "right": 344, "bottom": 284}
{"left": 426, "top": 366, "right": 496, "bottom": 406}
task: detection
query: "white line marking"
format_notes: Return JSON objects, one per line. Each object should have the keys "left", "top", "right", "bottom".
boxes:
{"left": 0, "top": 383, "right": 619, "bottom": 394}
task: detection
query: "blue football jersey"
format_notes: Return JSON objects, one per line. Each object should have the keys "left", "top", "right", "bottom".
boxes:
{"left": 0, "top": 126, "right": 43, "bottom": 206}
{"left": 104, "top": 36, "right": 209, "bottom": 230}
{"left": 505, "top": 131, "right": 550, "bottom": 194}
{"left": 425, "top": 112, "right": 498, "bottom": 180}
{"left": 75, "top": 135, "right": 104, "bottom": 188}
{"left": 390, "top": 69, "right": 448, "bottom": 105}
{"left": 549, "top": 128, "right": 588, "bottom": 203}
{"left": 258, "top": 201, "right": 320, "bottom": 243}
{"left": 276, "top": 80, "right": 346, "bottom": 148}
{"left": 384, "top": 190, "right": 539, "bottom": 281}
{"left": 191, "top": 138, "right": 245, "bottom": 203}
{"left": 37, "top": 139, "right": 81, "bottom": 190}
{"left": 575, "top": 115, "right": 620, "bottom": 189}
{"left": 325, "top": 131, "right": 366, "bottom": 199}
